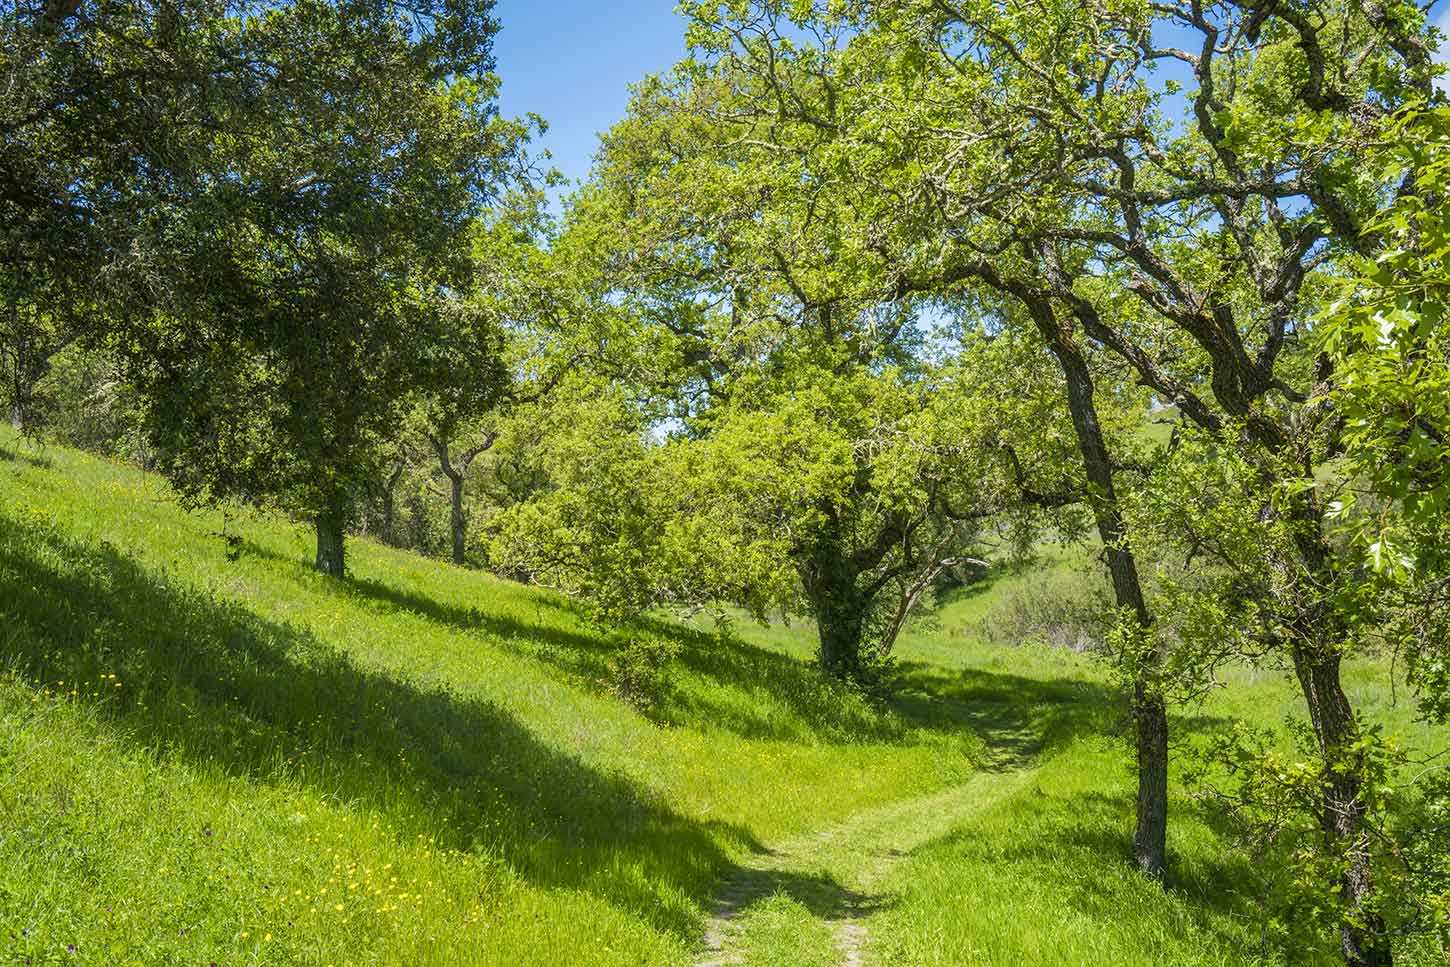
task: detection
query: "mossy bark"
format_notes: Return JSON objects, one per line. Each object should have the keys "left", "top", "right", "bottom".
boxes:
{"left": 314, "top": 497, "right": 347, "bottom": 577}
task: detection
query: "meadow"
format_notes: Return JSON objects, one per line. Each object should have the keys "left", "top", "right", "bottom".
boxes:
{"left": 0, "top": 426, "right": 1441, "bottom": 966}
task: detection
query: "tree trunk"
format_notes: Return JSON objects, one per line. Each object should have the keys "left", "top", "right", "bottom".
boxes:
{"left": 814, "top": 608, "right": 864, "bottom": 680}
{"left": 382, "top": 488, "right": 396, "bottom": 546}
{"left": 9, "top": 398, "right": 22, "bottom": 432}
{"left": 804, "top": 529, "right": 866, "bottom": 680}
{"left": 1293, "top": 644, "right": 1389, "bottom": 965}
{"left": 381, "top": 462, "right": 403, "bottom": 546}
{"left": 429, "top": 432, "right": 482, "bottom": 568}
{"left": 1132, "top": 683, "right": 1169, "bottom": 877}
{"left": 1040, "top": 303, "right": 1168, "bottom": 878}
{"left": 449, "top": 473, "right": 466, "bottom": 566}
{"left": 314, "top": 501, "right": 346, "bottom": 577}
{"left": 1269, "top": 465, "right": 1389, "bottom": 963}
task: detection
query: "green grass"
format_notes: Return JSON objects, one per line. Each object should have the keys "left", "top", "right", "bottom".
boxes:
{"left": 0, "top": 430, "right": 981, "bottom": 965}
{"left": 0, "top": 427, "right": 1443, "bottom": 966}
{"left": 733, "top": 893, "right": 838, "bottom": 967}
{"left": 867, "top": 737, "right": 1276, "bottom": 967}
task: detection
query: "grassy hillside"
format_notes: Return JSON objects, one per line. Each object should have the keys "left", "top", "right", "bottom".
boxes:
{"left": 0, "top": 428, "right": 1441, "bottom": 966}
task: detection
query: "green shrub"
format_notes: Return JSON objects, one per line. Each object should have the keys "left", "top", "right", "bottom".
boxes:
{"left": 604, "top": 628, "right": 683, "bottom": 714}
{"left": 974, "top": 565, "right": 1114, "bottom": 652}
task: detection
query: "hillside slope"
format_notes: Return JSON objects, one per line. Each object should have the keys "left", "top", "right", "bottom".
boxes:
{"left": 0, "top": 430, "right": 987, "bottom": 966}
{"left": 1, "top": 429, "right": 1439, "bottom": 966}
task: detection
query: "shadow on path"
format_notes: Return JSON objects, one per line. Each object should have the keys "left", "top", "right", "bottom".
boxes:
{"left": 891, "top": 660, "right": 1116, "bottom": 767}
{"left": 689, "top": 767, "right": 1040, "bottom": 967}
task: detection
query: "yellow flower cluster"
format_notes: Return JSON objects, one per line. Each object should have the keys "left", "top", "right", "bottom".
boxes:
{"left": 28, "top": 673, "right": 123, "bottom": 703}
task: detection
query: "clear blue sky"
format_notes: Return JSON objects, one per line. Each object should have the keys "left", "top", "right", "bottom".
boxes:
{"left": 493, "top": 1, "right": 1450, "bottom": 195}
{"left": 493, "top": 1, "right": 691, "bottom": 192}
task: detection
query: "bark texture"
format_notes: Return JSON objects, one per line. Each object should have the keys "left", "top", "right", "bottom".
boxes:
{"left": 430, "top": 431, "right": 497, "bottom": 567}
{"left": 800, "top": 505, "right": 872, "bottom": 680}
{"left": 804, "top": 538, "right": 865, "bottom": 678}
{"left": 448, "top": 473, "right": 466, "bottom": 566}
{"left": 1039, "top": 300, "right": 1168, "bottom": 878}
{"left": 1292, "top": 646, "right": 1389, "bottom": 966}
{"left": 314, "top": 502, "right": 346, "bottom": 577}
{"left": 1284, "top": 511, "right": 1390, "bottom": 967}
{"left": 811, "top": 590, "right": 865, "bottom": 680}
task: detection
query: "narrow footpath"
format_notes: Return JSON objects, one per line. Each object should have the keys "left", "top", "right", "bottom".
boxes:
{"left": 693, "top": 761, "right": 1037, "bottom": 967}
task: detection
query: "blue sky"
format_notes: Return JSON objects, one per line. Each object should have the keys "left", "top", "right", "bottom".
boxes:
{"left": 494, "top": 1, "right": 1450, "bottom": 195}
{"left": 493, "top": 1, "right": 692, "bottom": 192}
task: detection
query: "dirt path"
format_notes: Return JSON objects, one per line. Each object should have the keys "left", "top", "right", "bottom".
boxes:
{"left": 692, "top": 763, "right": 1035, "bottom": 967}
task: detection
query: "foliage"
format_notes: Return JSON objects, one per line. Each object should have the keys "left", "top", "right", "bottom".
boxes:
{"left": 603, "top": 627, "right": 685, "bottom": 716}
{"left": 1320, "top": 106, "right": 1450, "bottom": 722}
{"left": 23, "top": 344, "right": 143, "bottom": 459}
{"left": 489, "top": 379, "right": 672, "bottom": 621}
{"left": 8, "top": 1, "right": 1450, "bottom": 962}
{"left": 2, "top": 0, "right": 241, "bottom": 425}
{"left": 670, "top": 0, "right": 1446, "bottom": 956}
{"left": 126, "top": 2, "right": 531, "bottom": 559}
{"left": 513, "top": 49, "right": 1112, "bottom": 678}
{"left": 975, "top": 563, "right": 1115, "bottom": 653}
{"left": 1189, "top": 721, "right": 1450, "bottom": 957}
{"left": 11, "top": 430, "right": 1438, "bottom": 964}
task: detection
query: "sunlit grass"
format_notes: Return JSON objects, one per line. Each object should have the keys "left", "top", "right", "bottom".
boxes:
{"left": 734, "top": 893, "right": 838, "bottom": 967}
{"left": 0, "top": 428, "right": 976, "bottom": 965}
{"left": 867, "top": 737, "right": 1285, "bottom": 967}
{"left": 2, "top": 426, "right": 1442, "bottom": 966}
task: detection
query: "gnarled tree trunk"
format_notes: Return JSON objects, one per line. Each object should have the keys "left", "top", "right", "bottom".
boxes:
{"left": 1282, "top": 507, "right": 1390, "bottom": 966}
{"left": 813, "top": 591, "right": 865, "bottom": 679}
{"left": 380, "top": 461, "right": 403, "bottom": 546}
{"left": 448, "top": 472, "right": 466, "bottom": 566}
{"left": 430, "top": 430, "right": 497, "bottom": 568}
{"left": 802, "top": 520, "right": 867, "bottom": 680}
{"left": 1292, "top": 645, "right": 1389, "bottom": 967}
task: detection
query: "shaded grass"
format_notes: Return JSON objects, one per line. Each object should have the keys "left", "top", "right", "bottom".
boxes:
{"left": 861, "top": 566, "right": 1448, "bottom": 967}
{"left": 6, "top": 428, "right": 1439, "bottom": 965}
{"left": 867, "top": 738, "right": 1295, "bottom": 967}
{"left": 0, "top": 512, "right": 739, "bottom": 943}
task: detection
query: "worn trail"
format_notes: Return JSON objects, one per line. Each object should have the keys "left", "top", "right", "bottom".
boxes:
{"left": 692, "top": 760, "right": 1035, "bottom": 967}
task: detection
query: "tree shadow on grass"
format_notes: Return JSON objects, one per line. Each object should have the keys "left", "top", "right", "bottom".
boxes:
{"left": 888, "top": 660, "right": 1118, "bottom": 767}
{"left": 698, "top": 862, "right": 880, "bottom": 957}
{"left": 1070, "top": 793, "right": 1284, "bottom": 958}
{"left": 239, "top": 536, "right": 1119, "bottom": 753}
{"left": 225, "top": 535, "right": 1124, "bottom": 776}
{"left": 0, "top": 444, "right": 52, "bottom": 470}
{"left": 0, "top": 510, "right": 758, "bottom": 942}
{"left": 234, "top": 536, "right": 605, "bottom": 656}
{"left": 935, "top": 787, "right": 1282, "bottom": 964}
{"left": 233, "top": 539, "right": 937, "bottom": 745}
